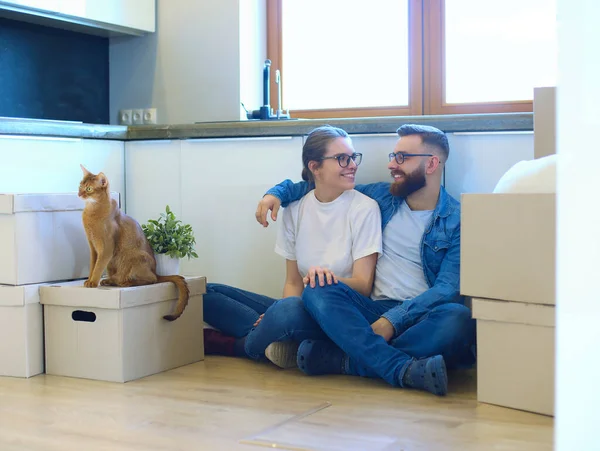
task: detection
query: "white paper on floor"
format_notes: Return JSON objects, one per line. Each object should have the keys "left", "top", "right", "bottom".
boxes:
{"left": 239, "top": 402, "right": 400, "bottom": 451}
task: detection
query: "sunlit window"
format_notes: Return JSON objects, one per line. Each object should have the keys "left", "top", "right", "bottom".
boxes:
{"left": 281, "top": 0, "right": 409, "bottom": 110}
{"left": 444, "top": 0, "right": 557, "bottom": 104}
{"left": 269, "top": 0, "right": 558, "bottom": 116}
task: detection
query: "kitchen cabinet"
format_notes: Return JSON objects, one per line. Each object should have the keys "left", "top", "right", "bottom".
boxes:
{"left": 0, "top": 135, "right": 125, "bottom": 205}
{"left": 444, "top": 132, "right": 535, "bottom": 200}
{"left": 124, "top": 139, "right": 182, "bottom": 226}
{"left": 348, "top": 131, "right": 535, "bottom": 201}
{"left": 0, "top": 0, "right": 155, "bottom": 35}
{"left": 0, "top": 128, "right": 535, "bottom": 300}
{"left": 125, "top": 136, "right": 304, "bottom": 298}
{"left": 0, "top": 0, "right": 84, "bottom": 16}
{"left": 348, "top": 133, "right": 399, "bottom": 185}
{"left": 84, "top": 0, "right": 155, "bottom": 34}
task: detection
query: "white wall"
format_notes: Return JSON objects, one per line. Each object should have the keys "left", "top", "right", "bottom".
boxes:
{"left": 110, "top": 0, "right": 266, "bottom": 125}
{"left": 239, "top": 0, "right": 267, "bottom": 119}
{"left": 555, "top": 0, "right": 600, "bottom": 448}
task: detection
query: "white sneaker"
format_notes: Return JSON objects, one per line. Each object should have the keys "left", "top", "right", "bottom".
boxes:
{"left": 265, "top": 341, "right": 300, "bottom": 369}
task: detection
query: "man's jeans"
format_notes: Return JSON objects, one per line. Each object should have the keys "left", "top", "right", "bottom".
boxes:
{"left": 203, "top": 283, "right": 326, "bottom": 360}
{"left": 302, "top": 282, "right": 476, "bottom": 387}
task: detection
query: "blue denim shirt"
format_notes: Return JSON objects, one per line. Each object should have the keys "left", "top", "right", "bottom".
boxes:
{"left": 266, "top": 180, "right": 463, "bottom": 337}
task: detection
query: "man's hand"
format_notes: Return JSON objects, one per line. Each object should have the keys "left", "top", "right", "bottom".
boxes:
{"left": 371, "top": 317, "right": 395, "bottom": 342}
{"left": 303, "top": 266, "right": 338, "bottom": 288}
{"left": 255, "top": 195, "right": 281, "bottom": 228}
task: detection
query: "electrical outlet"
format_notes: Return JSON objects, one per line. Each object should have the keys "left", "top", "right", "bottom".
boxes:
{"left": 132, "top": 109, "right": 144, "bottom": 125}
{"left": 143, "top": 108, "right": 157, "bottom": 125}
{"left": 118, "top": 109, "right": 132, "bottom": 125}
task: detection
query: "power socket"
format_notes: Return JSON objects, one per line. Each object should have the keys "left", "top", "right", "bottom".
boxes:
{"left": 118, "top": 109, "right": 132, "bottom": 125}
{"left": 132, "top": 109, "right": 144, "bottom": 125}
{"left": 143, "top": 108, "right": 157, "bottom": 124}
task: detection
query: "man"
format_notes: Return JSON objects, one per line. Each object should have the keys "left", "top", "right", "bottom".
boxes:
{"left": 255, "top": 124, "right": 475, "bottom": 396}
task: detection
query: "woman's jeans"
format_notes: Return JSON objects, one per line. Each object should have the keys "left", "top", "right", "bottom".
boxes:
{"left": 203, "top": 283, "right": 326, "bottom": 360}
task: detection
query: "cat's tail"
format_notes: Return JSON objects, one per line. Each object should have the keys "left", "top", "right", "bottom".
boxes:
{"left": 157, "top": 275, "right": 190, "bottom": 321}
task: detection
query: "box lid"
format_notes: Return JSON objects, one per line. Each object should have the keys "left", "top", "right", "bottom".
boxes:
{"left": 0, "top": 279, "right": 83, "bottom": 306}
{"left": 40, "top": 276, "right": 206, "bottom": 309}
{"left": 472, "top": 297, "right": 555, "bottom": 328}
{"left": 0, "top": 192, "right": 120, "bottom": 214}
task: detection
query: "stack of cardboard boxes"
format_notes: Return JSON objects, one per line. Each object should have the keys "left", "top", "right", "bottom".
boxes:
{"left": 461, "top": 87, "right": 557, "bottom": 416}
{"left": 461, "top": 193, "right": 555, "bottom": 416}
{"left": 0, "top": 192, "right": 205, "bottom": 383}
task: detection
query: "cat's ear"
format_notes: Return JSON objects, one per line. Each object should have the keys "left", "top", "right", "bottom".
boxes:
{"left": 80, "top": 164, "right": 91, "bottom": 176}
{"left": 97, "top": 172, "right": 108, "bottom": 187}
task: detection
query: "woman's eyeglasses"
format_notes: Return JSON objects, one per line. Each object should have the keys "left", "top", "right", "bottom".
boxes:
{"left": 319, "top": 153, "right": 363, "bottom": 168}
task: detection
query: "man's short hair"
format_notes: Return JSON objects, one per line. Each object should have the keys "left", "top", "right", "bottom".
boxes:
{"left": 396, "top": 124, "right": 449, "bottom": 163}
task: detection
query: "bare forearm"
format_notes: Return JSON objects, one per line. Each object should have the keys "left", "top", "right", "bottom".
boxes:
{"left": 282, "top": 282, "right": 303, "bottom": 298}
{"left": 337, "top": 276, "right": 372, "bottom": 297}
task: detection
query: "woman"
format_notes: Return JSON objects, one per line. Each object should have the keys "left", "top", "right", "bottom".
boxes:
{"left": 203, "top": 125, "right": 382, "bottom": 368}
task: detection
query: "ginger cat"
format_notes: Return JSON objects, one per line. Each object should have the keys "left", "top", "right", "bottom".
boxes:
{"left": 78, "top": 164, "right": 189, "bottom": 321}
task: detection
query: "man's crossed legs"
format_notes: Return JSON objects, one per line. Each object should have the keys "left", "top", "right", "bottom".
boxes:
{"left": 260, "top": 281, "right": 475, "bottom": 396}
{"left": 297, "top": 282, "right": 476, "bottom": 395}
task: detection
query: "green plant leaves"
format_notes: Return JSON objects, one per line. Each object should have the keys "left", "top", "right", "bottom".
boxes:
{"left": 141, "top": 205, "right": 198, "bottom": 260}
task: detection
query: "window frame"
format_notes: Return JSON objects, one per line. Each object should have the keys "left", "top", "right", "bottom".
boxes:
{"left": 267, "top": 0, "right": 535, "bottom": 118}
{"left": 424, "top": 0, "right": 533, "bottom": 115}
{"left": 266, "top": 0, "right": 423, "bottom": 119}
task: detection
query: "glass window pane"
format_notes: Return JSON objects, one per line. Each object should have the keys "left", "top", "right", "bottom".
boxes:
{"left": 445, "top": 0, "right": 557, "bottom": 104}
{"left": 281, "top": 0, "right": 409, "bottom": 110}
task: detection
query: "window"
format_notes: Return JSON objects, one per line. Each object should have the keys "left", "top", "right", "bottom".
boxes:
{"left": 267, "top": 0, "right": 557, "bottom": 118}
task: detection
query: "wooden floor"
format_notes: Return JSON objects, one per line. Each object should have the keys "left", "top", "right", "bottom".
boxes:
{"left": 0, "top": 357, "right": 553, "bottom": 451}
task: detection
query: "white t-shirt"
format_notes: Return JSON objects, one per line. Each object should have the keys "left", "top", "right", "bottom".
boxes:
{"left": 275, "top": 189, "right": 383, "bottom": 279}
{"left": 371, "top": 202, "right": 433, "bottom": 301}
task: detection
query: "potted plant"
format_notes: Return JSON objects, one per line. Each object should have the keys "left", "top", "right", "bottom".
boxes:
{"left": 141, "top": 205, "right": 198, "bottom": 276}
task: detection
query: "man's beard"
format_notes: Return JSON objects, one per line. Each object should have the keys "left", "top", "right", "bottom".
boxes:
{"left": 389, "top": 163, "right": 426, "bottom": 198}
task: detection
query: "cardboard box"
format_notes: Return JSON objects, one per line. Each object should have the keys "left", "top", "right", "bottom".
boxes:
{"left": 533, "top": 86, "right": 556, "bottom": 159}
{"left": 0, "top": 282, "right": 53, "bottom": 378}
{"left": 472, "top": 297, "right": 555, "bottom": 416}
{"left": 40, "top": 276, "right": 206, "bottom": 383}
{"left": 460, "top": 193, "right": 555, "bottom": 305}
{"left": 0, "top": 192, "right": 119, "bottom": 286}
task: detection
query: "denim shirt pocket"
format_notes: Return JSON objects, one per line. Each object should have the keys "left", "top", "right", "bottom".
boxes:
{"left": 423, "top": 238, "right": 451, "bottom": 276}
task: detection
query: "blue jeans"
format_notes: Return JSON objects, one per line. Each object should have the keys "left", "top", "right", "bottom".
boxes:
{"left": 203, "top": 283, "right": 326, "bottom": 360}
{"left": 302, "top": 282, "right": 476, "bottom": 387}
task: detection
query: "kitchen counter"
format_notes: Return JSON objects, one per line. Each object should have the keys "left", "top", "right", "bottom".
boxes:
{"left": 0, "top": 113, "right": 533, "bottom": 141}
{"left": 0, "top": 118, "right": 127, "bottom": 140}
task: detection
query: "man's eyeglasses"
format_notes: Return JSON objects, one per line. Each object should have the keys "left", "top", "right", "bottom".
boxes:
{"left": 320, "top": 153, "right": 363, "bottom": 168}
{"left": 388, "top": 152, "right": 433, "bottom": 165}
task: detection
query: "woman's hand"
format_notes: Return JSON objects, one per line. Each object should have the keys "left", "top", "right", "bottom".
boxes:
{"left": 254, "top": 314, "right": 264, "bottom": 327}
{"left": 303, "top": 266, "right": 338, "bottom": 288}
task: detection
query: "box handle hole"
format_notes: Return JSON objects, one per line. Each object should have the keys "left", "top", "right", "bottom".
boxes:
{"left": 71, "top": 310, "right": 96, "bottom": 322}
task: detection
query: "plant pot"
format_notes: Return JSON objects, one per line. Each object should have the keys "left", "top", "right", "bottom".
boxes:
{"left": 154, "top": 253, "right": 181, "bottom": 276}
